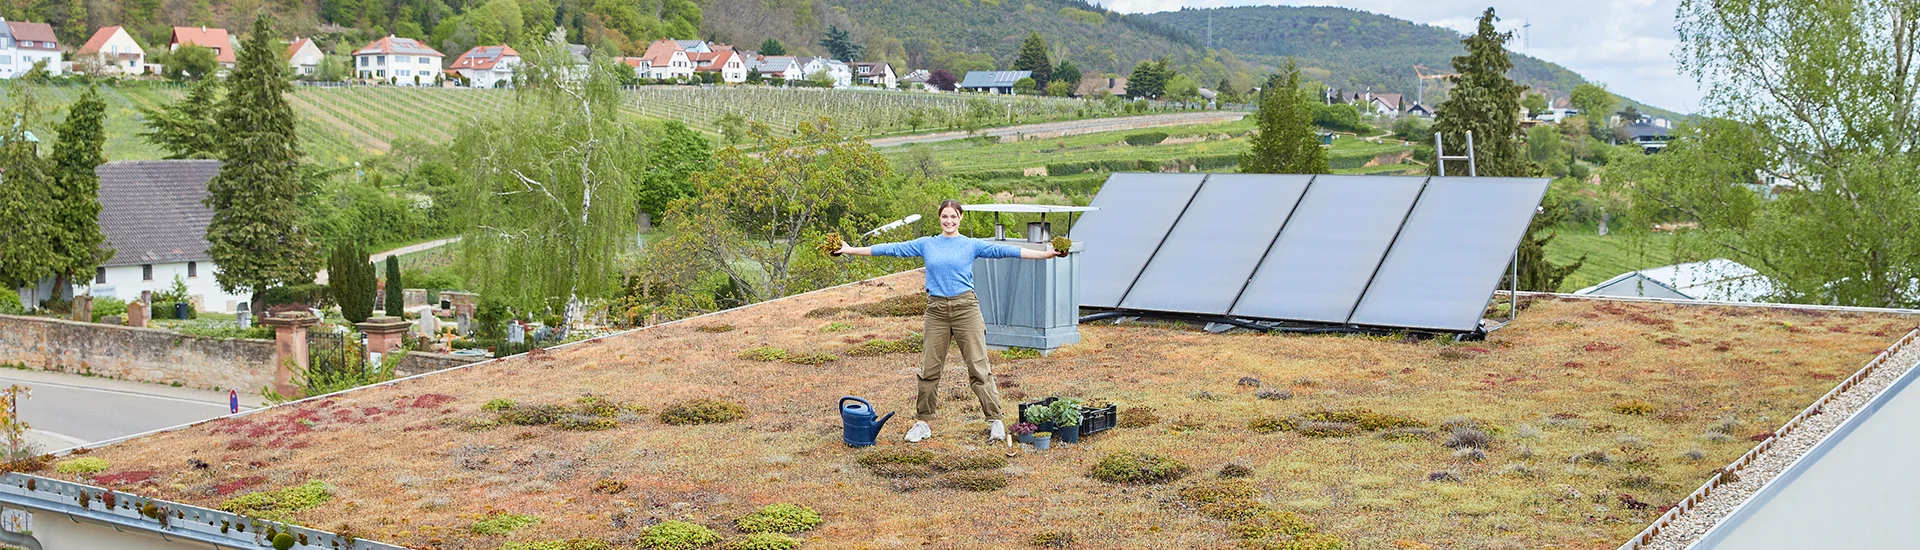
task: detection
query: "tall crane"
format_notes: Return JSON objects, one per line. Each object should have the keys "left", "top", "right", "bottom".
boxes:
{"left": 1413, "top": 65, "right": 1459, "bottom": 107}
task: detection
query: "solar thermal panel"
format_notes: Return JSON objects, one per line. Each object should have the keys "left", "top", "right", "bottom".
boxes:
{"left": 1072, "top": 173, "right": 1206, "bottom": 308}
{"left": 1227, "top": 176, "right": 1428, "bottom": 322}
{"left": 1347, "top": 177, "right": 1549, "bottom": 331}
{"left": 1119, "top": 174, "right": 1311, "bottom": 314}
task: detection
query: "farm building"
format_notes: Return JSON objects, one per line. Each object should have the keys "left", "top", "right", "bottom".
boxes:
{"left": 958, "top": 70, "right": 1032, "bottom": 94}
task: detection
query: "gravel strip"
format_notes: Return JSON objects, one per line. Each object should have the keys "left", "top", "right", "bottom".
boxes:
{"left": 1639, "top": 341, "right": 1920, "bottom": 550}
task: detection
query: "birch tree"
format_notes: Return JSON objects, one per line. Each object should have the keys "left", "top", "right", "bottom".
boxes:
{"left": 452, "top": 34, "right": 645, "bottom": 321}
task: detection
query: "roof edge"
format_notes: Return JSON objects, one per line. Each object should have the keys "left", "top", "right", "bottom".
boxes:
{"left": 0, "top": 472, "right": 409, "bottom": 550}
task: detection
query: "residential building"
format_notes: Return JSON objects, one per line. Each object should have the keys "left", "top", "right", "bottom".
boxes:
{"left": 898, "top": 69, "right": 933, "bottom": 91}
{"left": 1359, "top": 92, "right": 1402, "bottom": 116}
{"left": 743, "top": 55, "right": 804, "bottom": 82}
{"left": 0, "top": 20, "right": 62, "bottom": 77}
{"left": 1076, "top": 75, "right": 1126, "bottom": 97}
{"left": 850, "top": 61, "right": 895, "bottom": 88}
{"left": 690, "top": 48, "right": 745, "bottom": 83}
{"left": 285, "top": 36, "right": 323, "bottom": 75}
{"left": 77, "top": 25, "right": 143, "bottom": 75}
{"left": 1620, "top": 122, "right": 1672, "bottom": 152}
{"left": 20, "top": 161, "right": 251, "bottom": 313}
{"left": 1575, "top": 259, "right": 1775, "bottom": 303}
{"left": 1530, "top": 107, "right": 1579, "bottom": 123}
{"left": 169, "top": 26, "right": 235, "bottom": 70}
{"left": 633, "top": 38, "right": 694, "bottom": 80}
{"left": 958, "top": 70, "right": 1031, "bottom": 94}
{"left": 1404, "top": 103, "right": 1433, "bottom": 118}
{"left": 799, "top": 57, "right": 853, "bottom": 87}
{"left": 449, "top": 45, "right": 519, "bottom": 88}
{"left": 353, "top": 35, "right": 445, "bottom": 86}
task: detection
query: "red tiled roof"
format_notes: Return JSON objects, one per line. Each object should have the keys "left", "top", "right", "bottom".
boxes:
{"left": 640, "top": 39, "right": 683, "bottom": 66}
{"left": 9, "top": 21, "right": 58, "bottom": 50}
{"left": 170, "top": 27, "right": 235, "bottom": 63}
{"left": 353, "top": 35, "right": 444, "bottom": 58}
{"left": 78, "top": 26, "right": 123, "bottom": 55}
{"left": 690, "top": 50, "right": 737, "bottom": 72}
{"left": 449, "top": 45, "right": 518, "bottom": 70}
{"left": 285, "top": 37, "right": 312, "bottom": 60}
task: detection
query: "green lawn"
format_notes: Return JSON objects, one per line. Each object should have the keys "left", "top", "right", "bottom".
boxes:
{"left": 1542, "top": 224, "right": 1684, "bottom": 292}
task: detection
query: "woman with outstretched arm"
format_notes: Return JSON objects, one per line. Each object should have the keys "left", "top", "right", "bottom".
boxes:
{"left": 837, "top": 200, "right": 1066, "bottom": 443}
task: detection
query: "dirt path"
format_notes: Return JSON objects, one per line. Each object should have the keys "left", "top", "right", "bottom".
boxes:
{"left": 314, "top": 237, "right": 461, "bottom": 284}
{"left": 867, "top": 111, "right": 1249, "bottom": 147}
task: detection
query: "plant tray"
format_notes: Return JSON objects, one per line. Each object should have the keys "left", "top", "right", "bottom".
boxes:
{"left": 1018, "top": 397, "right": 1118, "bottom": 438}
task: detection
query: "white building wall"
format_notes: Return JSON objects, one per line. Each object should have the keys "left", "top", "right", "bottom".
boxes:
{"left": 84, "top": 261, "right": 251, "bottom": 314}
{"left": 30, "top": 511, "right": 200, "bottom": 550}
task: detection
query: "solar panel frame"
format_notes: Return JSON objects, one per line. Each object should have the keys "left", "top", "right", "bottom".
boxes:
{"left": 1226, "top": 175, "right": 1430, "bottom": 323}
{"left": 1072, "top": 173, "right": 1207, "bottom": 308}
{"left": 1347, "top": 177, "right": 1550, "bottom": 331}
{"left": 1118, "top": 174, "right": 1312, "bottom": 315}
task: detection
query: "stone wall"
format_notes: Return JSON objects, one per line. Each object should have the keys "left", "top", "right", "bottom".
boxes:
{"left": 0, "top": 315, "right": 484, "bottom": 391}
{"left": 0, "top": 314, "right": 276, "bottom": 391}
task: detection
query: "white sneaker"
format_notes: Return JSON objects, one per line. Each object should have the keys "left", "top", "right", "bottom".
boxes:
{"left": 988, "top": 420, "right": 1006, "bottom": 442}
{"left": 905, "top": 421, "right": 932, "bottom": 442}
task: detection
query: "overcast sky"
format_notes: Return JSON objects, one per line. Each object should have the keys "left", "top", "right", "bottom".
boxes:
{"left": 1094, "top": 0, "right": 1701, "bottom": 113}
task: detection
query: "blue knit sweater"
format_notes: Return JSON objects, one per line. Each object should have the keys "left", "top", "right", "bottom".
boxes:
{"left": 872, "top": 235, "right": 1024, "bottom": 297}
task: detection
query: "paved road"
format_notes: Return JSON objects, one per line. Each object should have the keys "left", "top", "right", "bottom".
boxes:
{"left": 314, "top": 236, "right": 461, "bottom": 285}
{"left": 0, "top": 370, "right": 264, "bottom": 452}
{"left": 867, "top": 111, "right": 1249, "bottom": 148}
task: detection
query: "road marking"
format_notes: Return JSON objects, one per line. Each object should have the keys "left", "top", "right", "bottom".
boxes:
{"left": 0, "top": 374, "right": 253, "bottom": 410}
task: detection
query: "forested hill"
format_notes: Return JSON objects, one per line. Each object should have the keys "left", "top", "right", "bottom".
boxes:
{"left": 1135, "top": 5, "right": 1682, "bottom": 117}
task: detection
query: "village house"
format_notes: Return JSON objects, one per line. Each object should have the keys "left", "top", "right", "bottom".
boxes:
{"left": 0, "top": 20, "right": 62, "bottom": 77}
{"left": 16, "top": 160, "right": 251, "bottom": 313}
{"left": 898, "top": 69, "right": 933, "bottom": 91}
{"left": 690, "top": 48, "right": 745, "bottom": 83}
{"left": 1077, "top": 75, "right": 1126, "bottom": 97}
{"left": 743, "top": 54, "right": 804, "bottom": 82}
{"left": 285, "top": 37, "right": 323, "bottom": 75}
{"left": 449, "top": 45, "right": 518, "bottom": 88}
{"left": 169, "top": 26, "right": 235, "bottom": 70}
{"left": 850, "top": 61, "right": 895, "bottom": 88}
{"left": 800, "top": 57, "right": 852, "bottom": 87}
{"left": 354, "top": 35, "right": 444, "bottom": 86}
{"left": 76, "top": 25, "right": 142, "bottom": 75}
{"left": 631, "top": 38, "right": 694, "bottom": 80}
{"left": 958, "top": 70, "right": 1031, "bottom": 94}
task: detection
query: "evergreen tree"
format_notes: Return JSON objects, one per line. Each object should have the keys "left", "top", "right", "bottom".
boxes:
{"left": 1430, "top": 8, "right": 1529, "bottom": 178}
{"left": 206, "top": 15, "right": 321, "bottom": 313}
{"left": 384, "top": 255, "right": 403, "bottom": 315}
{"left": 1431, "top": 8, "right": 1576, "bottom": 292}
{"left": 1011, "top": 32, "right": 1052, "bottom": 87}
{"left": 46, "top": 84, "right": 109, "bottom": 294}
{"left": 758, "top": 38, "right": 786, "bottom": 56}
{"left": 1239, "top": 60, "right": 1327, "bottom": 175}
{"left": 1126, "top": 58, "right": 1172, "bottom": 99}
{"left": 1052, "top": 60, "right": 1082, "bottom": 93}
{"left": 140, "top": 77, "right": 223, "bottom": 159}
{"left": 0, "top": 85, "right": 56, "bottom": 297}
{"left": 818, "top": 26, "right": 863, "bottom": 62}
{"left": 328, "top": 240, "right": 375, "bottom": 323}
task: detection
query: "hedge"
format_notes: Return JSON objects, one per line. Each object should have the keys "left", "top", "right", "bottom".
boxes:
{"left": 1123, "top": 132, "right": 1169, "bottom": 146}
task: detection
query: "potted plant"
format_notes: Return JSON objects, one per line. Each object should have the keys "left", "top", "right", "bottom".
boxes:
{"left": 1050, "top": 397, "right": 1084, "bottom": 444}
{"left": 1032, "top": 431, "right": 1052, "bottom": 450}
{"left": 1011, "top": 422, "right": 1038, "bottom": 444}
{"left": 1024, "top": 404, "right": 1056, "bottom": 435}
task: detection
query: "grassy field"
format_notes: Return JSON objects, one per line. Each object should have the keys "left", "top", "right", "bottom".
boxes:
{"left": 70, "top": 270, "right": 1915, "bottom": 549}
{"left": 625, "top": 86, "right": 1194, "bottom": 139}
{"left": 1543, "top": 225, "right": 1684, "bottom": 293}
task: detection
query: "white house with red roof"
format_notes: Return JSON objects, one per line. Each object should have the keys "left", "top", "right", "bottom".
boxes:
{"left": 354, "top": 35, "right": 444, "bottom": 86}
{"left": 169, "top": 26, "right": 235, "bottom": 70}
{"left": 689, "top": 48, "right": 744, "bottom": 83}
{"left": 77, "top": 25, "right": 142, "bottom": 75}
{"left": 285, "top": 37, "right": 323, "bottom": 75}
{"left": 0, "top": 20, "right": 62, "bottom": 77}
{"left": 851, "top": 61, "right": 895, "bottom": 88}
{"left": 632, "top": 38, "right": 694, "bottom": 81}
{"left": 449, "top": 45, "right": 519, "bottom": 88}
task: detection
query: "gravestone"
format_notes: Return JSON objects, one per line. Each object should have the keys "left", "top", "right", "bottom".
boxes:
{"left": 456, "top": 312, "right": 471, "bottom": 335}
{"left": 507, "top": 321, "right": 525, "bottom": 344}
{"left": 125, "top": 301, "right": 148, "bottom": 327}
{"left": 418, "top": 314, "right": 439, "bottom": 336}
{"left": 69, "top": 295, "right": 91, "bottom": 322}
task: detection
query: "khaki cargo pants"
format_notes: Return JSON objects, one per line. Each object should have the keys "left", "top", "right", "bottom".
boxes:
{"left": 917, "top": 291, "right": 1003, "bottom": 421}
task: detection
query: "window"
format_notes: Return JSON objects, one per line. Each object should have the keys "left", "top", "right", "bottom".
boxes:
{"left": 377, "top": 55, "right": 386, "bottom": 65}
{"left": 358, "top": 57, "right": 367, "bottom": 67}
{"left": 419, "top": 56, "right": 430, "bottom": 64}
{"left": 0, "top": 56, "right": 12, "bottom": 65}
{"left": 142, "top": 264, "right": 153, "bottom": 281}
{"left": 187, "top": 261, "right": 197, "bottom": 278}
{"left": 94, "top": 267, "right": 105, "bottom": 284}
{"left": 397, "top": 69, "right": 410, "bottom": 76}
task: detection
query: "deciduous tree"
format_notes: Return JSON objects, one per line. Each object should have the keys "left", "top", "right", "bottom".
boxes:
{"left": 638, "top": 121, "right": 712, "bottom": 221}
{"left": 1239, "top": 60, "right": 1327, "bottom": 175}
{"left": 206, "top": 15, "right": 321, "bottom": 314}
{"left": 1568, "top": 83, "right": 1615, "bottom": 140}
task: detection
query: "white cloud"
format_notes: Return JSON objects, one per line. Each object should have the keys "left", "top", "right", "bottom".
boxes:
{"left": 1090, "top": 0, "right": 1702, "bottom": 113}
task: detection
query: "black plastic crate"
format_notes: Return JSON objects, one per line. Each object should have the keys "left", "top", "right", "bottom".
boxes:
{"left": 1018, "top": 397, "right": 1118, "bottom": 438}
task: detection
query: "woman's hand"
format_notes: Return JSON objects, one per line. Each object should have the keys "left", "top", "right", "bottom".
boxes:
{"left": 834, "top": 242, "right": 851, "bottom": 256}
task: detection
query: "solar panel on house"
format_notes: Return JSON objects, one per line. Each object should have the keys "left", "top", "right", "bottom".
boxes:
{"left": 1347, "top": 177, "right": 1549, "bottom": 331}
{"left": 1226, "top": 176, "right": 1428, "bottom": 323}
{"left": 1119, "top": 174, "right": 1311, "bottom": 314}
{"left": 1073, "top": 173, "right": 1206, "bottom": 308}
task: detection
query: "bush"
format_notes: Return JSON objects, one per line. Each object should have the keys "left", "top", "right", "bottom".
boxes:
{"left": 726, "top": 533, "right": 800, "bottom": 550}
{"left": 1123, "top": 132, "right": 1169, "bottom": 146}
{"left": 0, "top": 290, "right": 23, "bottom": 315}
{"left": 55, "top": 457, "right": 110, "bottom": 474}
{"left": 470, "top": 513, "right": 541, "bottom": 535}
{"left": 735, "top": 503, "right": 822, "bottom": 534}
{"left": 259, "top": 284, "right": 335, "bottom": 309}
{"left": 90, "top": 296, "right": 127, "bottom": 322}
{"left": 498, "top": 404, "right": 566, "bottom": 425}
{"left": 740, "top": 347, "right": 789, "bottom": 362}
{"left": 1089, "top": 451, "right": 1189, "bottom": 485}
{"left": 481, "top": 398, "right": 517, "bottom": 412}
{"left": 659, "top": 399, "right": 747, "bottom": 425}
{"left": 638, "top": 520, "right": 721, "bottom": 550}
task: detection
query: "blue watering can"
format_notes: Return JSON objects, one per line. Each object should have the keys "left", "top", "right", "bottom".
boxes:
{"left": 839, "top": 396, "right": 895, "bottom": 447}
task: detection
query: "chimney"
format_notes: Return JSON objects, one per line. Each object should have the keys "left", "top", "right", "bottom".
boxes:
{"left": 201, "top": 26, "right": 206, "bottom": 32}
